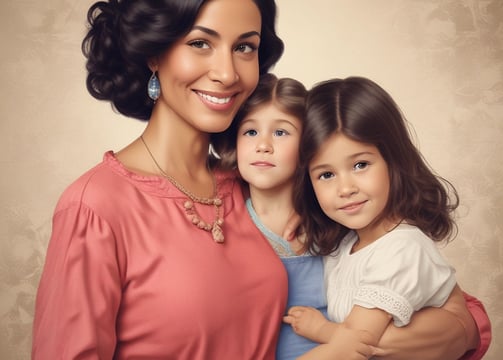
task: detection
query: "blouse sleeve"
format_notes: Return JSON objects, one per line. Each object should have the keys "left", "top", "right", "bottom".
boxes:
{"left": 459, "top": 292, "right": 492, "bottom": 360}
{"left": 32, "top": 203, "right": 122, "bottom": 359}
{"left": 354, "top": 234, "right": 457, "bottom": 327}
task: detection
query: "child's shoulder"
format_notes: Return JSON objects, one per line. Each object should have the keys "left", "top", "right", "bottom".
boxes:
{"left": 379, "top": 223, "right": 432, "bottom": 247}
{"left": 372, "top": 223, "right": 445, "bottom": 263}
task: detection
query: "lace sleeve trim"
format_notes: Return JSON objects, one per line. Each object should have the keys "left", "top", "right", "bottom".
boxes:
{"left": 354, "top": 286, "right": 413, "bottom": 327}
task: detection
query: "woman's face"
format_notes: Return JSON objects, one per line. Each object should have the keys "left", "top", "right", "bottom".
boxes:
{"left": 153, "top": 0, "right": 262, "bottom": 133}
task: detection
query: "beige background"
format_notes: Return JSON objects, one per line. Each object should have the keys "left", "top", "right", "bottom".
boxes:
{"left": 0, "top": 0, "right": 501, "bottom": 358}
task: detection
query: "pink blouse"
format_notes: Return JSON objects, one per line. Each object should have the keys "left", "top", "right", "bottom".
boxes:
{"left": 32, "top": 151, "right": 288, "bottom": 359}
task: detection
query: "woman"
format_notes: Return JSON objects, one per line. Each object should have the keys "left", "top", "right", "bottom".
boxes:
{"left": 32, "top": 0, "right": 488, "bottom": 359}
{"left": 33, "top": 1, "right": 287, "bottom": 358}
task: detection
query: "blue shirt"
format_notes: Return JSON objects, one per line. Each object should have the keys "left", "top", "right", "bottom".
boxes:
{"left": 246, "top": 199, "right": 327, "bottom": 359}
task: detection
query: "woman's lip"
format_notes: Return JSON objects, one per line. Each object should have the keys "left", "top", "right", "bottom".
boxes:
{"left": 195, "top": 90, "right": 239, "bottom": 110}
{"left": 196, "top": 91, "right": 232, "bottom": 104}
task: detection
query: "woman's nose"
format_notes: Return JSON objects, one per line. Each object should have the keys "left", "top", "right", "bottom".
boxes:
{"left": 208, "top": 51, "right": 239, "bottom": 86}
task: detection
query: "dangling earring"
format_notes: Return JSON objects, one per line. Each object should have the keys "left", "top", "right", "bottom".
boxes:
{"left": 148, "top": 71, "right": 160, "bottom": 101}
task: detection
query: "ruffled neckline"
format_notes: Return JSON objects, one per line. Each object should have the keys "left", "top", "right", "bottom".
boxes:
{"left": 103, "top": 151, "right": 235, "bottom": 199}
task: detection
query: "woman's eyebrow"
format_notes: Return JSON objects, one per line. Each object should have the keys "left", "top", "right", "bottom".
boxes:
{"left": 192, "top": 25, "right": 260, "bottom": 40}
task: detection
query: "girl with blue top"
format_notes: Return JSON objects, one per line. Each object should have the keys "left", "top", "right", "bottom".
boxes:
{"left": 216, "top": 73, "right": 326, "bottom": 359}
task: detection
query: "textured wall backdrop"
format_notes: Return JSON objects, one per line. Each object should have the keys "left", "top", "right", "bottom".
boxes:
{"left": 0, "top": 0, "right": 501, "bottom": 359}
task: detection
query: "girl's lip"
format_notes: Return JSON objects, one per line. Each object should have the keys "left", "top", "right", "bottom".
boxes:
{"left": 339, "top": 201, "right": 366, "bottom": 211}
{"left": 251, "top": 161, "right": 274, "bottom": 167}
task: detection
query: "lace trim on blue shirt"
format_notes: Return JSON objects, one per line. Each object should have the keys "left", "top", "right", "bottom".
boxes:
{"left": 245, "top": 198, "right": 298, "bottom": 257}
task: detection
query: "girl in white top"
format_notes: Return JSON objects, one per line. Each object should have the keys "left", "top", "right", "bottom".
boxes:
{"left": 284, "top": 77, "right": 463, "bottom": 359}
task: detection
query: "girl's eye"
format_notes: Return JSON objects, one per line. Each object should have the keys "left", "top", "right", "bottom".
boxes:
{"left": 319, "top": 172, "right": 334, "bottom": 180}
{"left": 243, "top": 129, "right": 258, "bottom": 136}
{"left": 274, "top": 129, "right": 288, "bottom": 136}
{"left": 188, "top": 40, "right": 210, "bottom": 49}
{"left": 354, "top": 161, "right": 369, "bottom": 171}
{"left": 235, "top": 43, "right": 257, "bottom": 54}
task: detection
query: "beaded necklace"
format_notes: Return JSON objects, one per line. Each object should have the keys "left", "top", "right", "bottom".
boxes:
{"left": 140, "top": 135, "right": 224, "bottom": 243}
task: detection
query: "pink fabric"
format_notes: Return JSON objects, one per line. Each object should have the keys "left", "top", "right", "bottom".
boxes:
{"left": 33, "top": 151, "right": 288, "bottom": 359}
{"left": 459, "top": 292, "right": 492, "bottom": 360}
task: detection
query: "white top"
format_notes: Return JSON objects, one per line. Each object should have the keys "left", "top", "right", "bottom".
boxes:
{"left": 324, "top": 223, "right": 457, "bottom": 327}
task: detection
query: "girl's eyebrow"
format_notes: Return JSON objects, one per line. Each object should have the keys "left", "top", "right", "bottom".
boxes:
{"left": 309, "top": 163, "right": 330, "bottom": 174}
{"left": 240, "top": 118, "right": 300, "bottom": 130}
{"left": 274, "top": 118, "right": 300, "bottom": 130}
{"left": 192, "top": 25, "right": 260, "bottom": 40}
{"left": 349, "top": 151, "right": 376, "bottom": 158}
{"left": 309, "top": 151, "right": 376, "bottom": 173}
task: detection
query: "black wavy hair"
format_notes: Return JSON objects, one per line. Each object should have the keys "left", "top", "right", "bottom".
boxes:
{"left": 82, "top": 0, "right": 284, "bottom": 120}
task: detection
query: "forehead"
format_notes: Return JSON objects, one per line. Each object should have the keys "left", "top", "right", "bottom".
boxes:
{"left": 241, "top": 103, "right": 302, "bottom": 127}
{"left": 196, "top": 0, "right": 261, "bottom": 32}
{"left": 313, "top": 133, "right": 379, "bottom": 161}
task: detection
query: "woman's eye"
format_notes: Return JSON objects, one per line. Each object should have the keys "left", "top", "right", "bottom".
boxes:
{"left": 188, "top": 40, "right": 210, "bottom": 49}
{"left": 235, "top": 43, "right": 257, "bottom": 53}
{"left": 354, "top": 161, "right": 369, "bottom": 171}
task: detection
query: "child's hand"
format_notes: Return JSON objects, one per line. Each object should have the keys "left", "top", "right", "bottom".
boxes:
{"left": 283, "top": 306, "right": 331, "bottom": 342}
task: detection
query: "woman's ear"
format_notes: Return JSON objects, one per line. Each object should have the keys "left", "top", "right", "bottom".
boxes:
{"left": 147, "top": 58, "right": 158, "bottom": 73}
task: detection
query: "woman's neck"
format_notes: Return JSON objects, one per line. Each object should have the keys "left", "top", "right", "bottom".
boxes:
{"left": 146, "top": 106, "right": 211, "bottom": 173}
{"left": 116, "top": 107, "right": 215, "bottom": 197}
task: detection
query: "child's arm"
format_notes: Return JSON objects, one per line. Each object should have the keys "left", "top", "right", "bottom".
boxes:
{"left": 285, "top": 305, "right": 392, "bottom": 360}
{"left": 284, "top": 297, "right": 483, "bottom": 360}
{"left": 342, "top": 304, "right": 392, "bottom": 346}
{"left": 373, "top": 285, "right": 484, "bottom": 360}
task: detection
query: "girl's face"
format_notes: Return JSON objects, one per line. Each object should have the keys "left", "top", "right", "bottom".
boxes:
{"left": 309, "top": 133, "right": 391, "bottom": 242}
{"left": 153, "top": 0, "right": 261, "bottom": 133}
{"left": 237, "top": 102, "right": 302, "bottom": 193}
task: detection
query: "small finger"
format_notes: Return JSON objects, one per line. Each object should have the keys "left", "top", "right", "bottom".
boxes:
{"left": 368, "top": 345, "right": 386, "bottom": 356}
{"left": 287, "top": 305, "right": 306, "bottom": 314}
{"left": 282, "top": 315, "right": 293, "bottom": 324}
{"left": 357, "top": 344, "right": 376, "bottom": 359}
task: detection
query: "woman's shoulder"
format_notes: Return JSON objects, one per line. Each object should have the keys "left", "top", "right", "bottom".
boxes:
{"left": 54, "top": 151, "right": 150, "bottom": 214}
{"left": 54, "top": 153, "right": 242, "bottom": 218}
{"left": 214, "top": 168, "right": 241, "bottom": 196}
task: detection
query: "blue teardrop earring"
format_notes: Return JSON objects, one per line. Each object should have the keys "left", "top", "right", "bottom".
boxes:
{"left": 147, "top": 71, "right": 160, "bottom": 101}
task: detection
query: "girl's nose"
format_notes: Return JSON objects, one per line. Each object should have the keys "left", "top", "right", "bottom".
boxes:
{"left": 337, "top": 175, "right": 358, "bottom": 197}
{"left": 256, "top": 138, "right": 273, "bottom": 153}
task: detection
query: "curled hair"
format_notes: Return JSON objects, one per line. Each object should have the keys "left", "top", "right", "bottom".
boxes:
{"left": 82, "top": 0, "right": 284, "bottom": 121}
{"left": 295, "top": 77, "right": 459, "bottom": 255}
{"left": 213, "top": 73, "right": 307, "bottom": 170}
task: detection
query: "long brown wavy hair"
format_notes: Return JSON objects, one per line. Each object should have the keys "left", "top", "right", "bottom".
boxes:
{"left": 295, "top": 77, "right": 459, "bottom": 256}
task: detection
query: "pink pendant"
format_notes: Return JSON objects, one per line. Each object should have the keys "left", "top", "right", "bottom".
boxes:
{"left": 212, "top": 223, "right": 224, "bottom": 243}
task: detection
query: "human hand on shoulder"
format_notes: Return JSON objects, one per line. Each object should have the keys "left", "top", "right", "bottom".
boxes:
{"left": 282, "top": 212, "right": 301, "bottom": 242}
